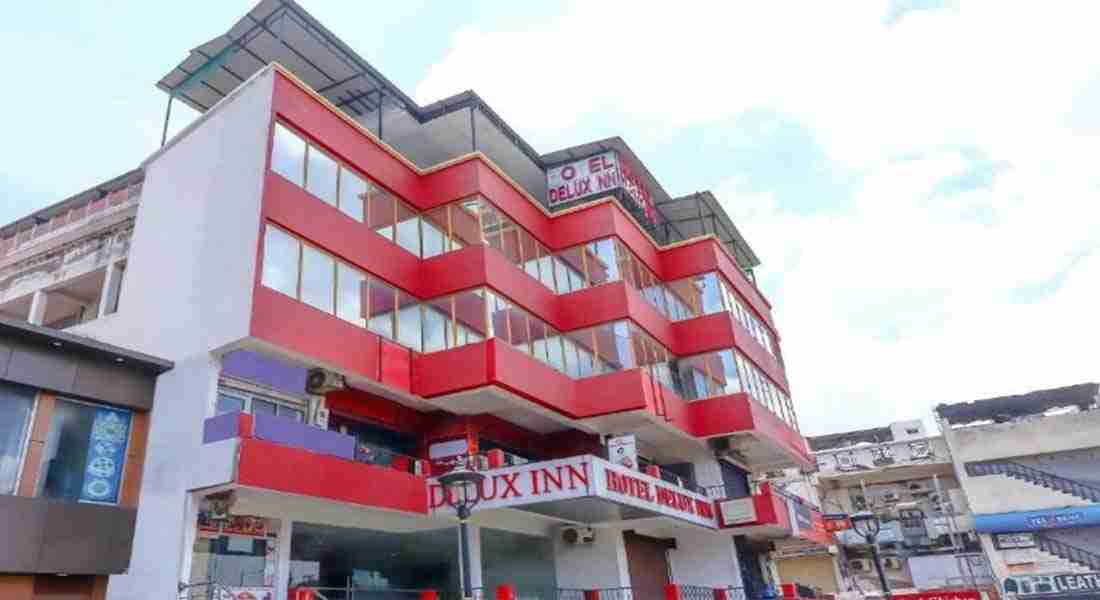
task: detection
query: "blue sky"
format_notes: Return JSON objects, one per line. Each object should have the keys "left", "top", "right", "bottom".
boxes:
{"left": 2, "top": 1, "right": 1097, "bottom": 435}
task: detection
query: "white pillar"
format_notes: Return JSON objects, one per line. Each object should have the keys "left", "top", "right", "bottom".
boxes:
{"left": 276, "top": 518, "right": 293, "bottom": 600}
{"left": 28, "top": 289, "right": 48, "bottom": 325}
{"left": 554, "top": 526, "right": 633, "bottom": 590}
{"left": 464, "top": 524, "right": 484, "bottom": 594}
{"left": 98, "top": 260, "right": 125, "bottom": 318}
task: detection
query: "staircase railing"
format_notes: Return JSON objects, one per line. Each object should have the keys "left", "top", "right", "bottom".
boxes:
{"left": 1036, "top": 534, "right": 1100, "bottom": 571}
{"left": 966, "top": 460, "right": 1100, "bottom": 502}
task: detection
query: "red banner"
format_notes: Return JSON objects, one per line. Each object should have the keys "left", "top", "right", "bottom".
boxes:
{"left": 890, "top": 589, "right": 981, "bottom": 600}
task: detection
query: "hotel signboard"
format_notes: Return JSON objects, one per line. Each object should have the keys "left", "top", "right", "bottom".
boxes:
{"left": 429, "top": 455, "right": 718, "bottom": 529}
{"left": 546, "top": 151, "right": 657, "bottom": 224}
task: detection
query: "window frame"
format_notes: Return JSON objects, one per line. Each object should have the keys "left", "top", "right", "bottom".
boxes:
{"left": 36, "top": 396, "right": 134, "bottom": 505}
{"left": 216, "top": 386, "right": 307, "bottom": 422}
{"left": 0, "top": 385, "right": 38, "bottom": 497}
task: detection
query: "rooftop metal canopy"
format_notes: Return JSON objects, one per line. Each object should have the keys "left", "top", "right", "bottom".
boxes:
{"left": 156, "top": 0, "right": 548, "bottom": 197}
{"left": 155, "top": 0, "right": 763, "bottom": 272}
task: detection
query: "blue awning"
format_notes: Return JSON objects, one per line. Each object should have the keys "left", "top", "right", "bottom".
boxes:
{"left": 975, "top": 505, "right": 1100, "bottom": 533}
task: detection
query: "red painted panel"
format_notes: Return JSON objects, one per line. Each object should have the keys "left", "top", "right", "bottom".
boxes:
{"left": 325, "top": 388, "right": 429, "bottom": 433}
{"left": 471, "top": 161, "right": 556, "bottom": 246}
{"left": 556, "top": 283, "right": 630, "bottom": 332}
{"left": 488, "top": 339, "right": 582, "bottom": 416}
{"left": 237, "top": 438, "right": 428, "bottom": 514}
{"left": 573, "top": 370, "right": 651, "bottom": 417}
{"left": 547, "top": 202, "right": 619, "bottom": 251}
{"left": 251, "top": 285, "right": 381, "bottom": 381}
{"left": 272, "top": 75, "right": 425, "bottom": 206}
{"left": 412, "top": 342, "right": 492, "bottom": 398}
{"left": 379, "top": 339, "right": 412, "bottom": 392}
{"left": 670, "top": 312, "right": 736, "bottom": 356}
{"left": 264, "top": 174, "right": 421, "bottom": 291}
{"left": 686, "top": 393, "right": 757, "bottom": 437}
{"left": 623, "top": 284, "right": 675, "bottom": 349}
{"left": 743, "top": 393, "right": 812, "bottom": 467}
{"left": 481, "top": 249, "right": 559, "bottom": 324}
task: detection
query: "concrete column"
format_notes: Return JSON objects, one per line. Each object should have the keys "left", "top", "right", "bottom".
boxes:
{"left": 28, "top": 289, "right": 48, "bottom": 325}
{"left": 465, "top": 524, "right": 484, "bottom": 592}
{"left": 667, "top": 528, "right": 743, "bottom": 588}
{"left": 554, "top": 526, "right": 632, "bottom": 590}
{"left": 98, "top": 260, "right": 125, "bottom": 318}
{"left": 276, "top": 519, "right": 293, "bottom": 600}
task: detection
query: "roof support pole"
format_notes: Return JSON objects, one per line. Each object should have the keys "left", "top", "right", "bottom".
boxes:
{"left": 470, "top": 104, "right": 477, "bottom": 152}
{"left": 377, "top": 92, "right": 384, "bottom": 141}
{"left": 160, "top": 94, "right": 174, "bottom": 148}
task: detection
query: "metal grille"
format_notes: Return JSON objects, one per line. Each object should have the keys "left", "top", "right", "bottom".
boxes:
{"left": 680, "top": 585, "right": 716, "bottom": 600}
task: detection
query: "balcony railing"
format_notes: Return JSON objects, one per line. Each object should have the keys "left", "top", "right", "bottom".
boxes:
{"left": 0, "top": 182, "right": 140, "bottom": 259}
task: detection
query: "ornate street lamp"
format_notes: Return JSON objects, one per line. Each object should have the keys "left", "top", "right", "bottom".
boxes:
{"left": 850, "top": 511, "right": 891, "bottom": 600}
{"left": 439, "top": 460, "right": 486, "bottom": 599}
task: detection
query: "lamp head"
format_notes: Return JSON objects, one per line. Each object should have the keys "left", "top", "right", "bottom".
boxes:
{"left": 850, "top": 511, "right": 881, "bottom": 538}
{"left": 438, "top": 462, "right": 486, "bottom": 513}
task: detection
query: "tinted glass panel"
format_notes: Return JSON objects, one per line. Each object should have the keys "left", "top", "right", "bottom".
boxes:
{"left": 0, "top": 383, "right": 36, "bottom": 495}
{"left": 39, "top": 399, "right": 131, "bottom": 504}
{"left": 271, "top": 124, "right": 306, "bottom": 186}
{"left": 338, "top": 170, "right": 367, "bottom": 222}
{"left": 306, "top": 148, "right": 339, "bottom": 206}
{"left": 300, "top": 245, "right": 335, "bottom": 313}
{"left": 261, "top": 227, "right": 300, "bottom": 298}
{"left": 336, "top": 263, "right": 366, "bottom": 327}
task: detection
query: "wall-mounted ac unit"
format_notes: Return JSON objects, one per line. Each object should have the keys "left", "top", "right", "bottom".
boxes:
{"left": 848, "top": 559, "right": 873, "bottom": 573}
{"left": 881, "top": 491, "right": 900, "bottom": 503}
{"left": 883, "top": 557, "right": 903, "bottom": 570}
{"left": 562, "top": 527, "right": 596, "bottom": 545}
{"left": 306, "top": 368, "right": 346, "bottom": 394}
{"left": 907, "top": 481, "right": 932, "bottom": 494}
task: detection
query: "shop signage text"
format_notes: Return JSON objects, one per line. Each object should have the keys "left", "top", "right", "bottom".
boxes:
{"left": 890, "top": 590, "right": 980, "bottom": 600}
{"left": 429, "top": 455, "right": 718, "bottom": 528}
{"left": 546, "top": 152, "right": 657, "bottom": 224}
{"left": 1054, "top": 573, "right": 1100, "bottom": 593}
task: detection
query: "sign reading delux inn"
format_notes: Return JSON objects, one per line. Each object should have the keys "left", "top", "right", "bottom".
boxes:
{"left": 546, "top": 151, "right": 658, "bottom": 225}
{"left": 429, "top": 455, "right": 718, "bottom": 529}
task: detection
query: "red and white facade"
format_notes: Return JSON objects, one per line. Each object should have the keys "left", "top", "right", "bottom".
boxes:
{"left": 2, "top": 15, "right": 814, "bottom": 598}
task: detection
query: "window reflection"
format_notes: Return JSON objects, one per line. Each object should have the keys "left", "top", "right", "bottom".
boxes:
{"left": 0, "top": 383, "right": 35, "bottom": 495}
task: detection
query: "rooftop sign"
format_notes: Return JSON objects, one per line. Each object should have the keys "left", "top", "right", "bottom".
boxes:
{"left": 546, "top": 152, "right": 658, "bottom": 224}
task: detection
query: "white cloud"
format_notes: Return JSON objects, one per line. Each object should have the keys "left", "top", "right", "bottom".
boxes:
{"left": 418, "top": 1, "right": 1100, "bottom": 435}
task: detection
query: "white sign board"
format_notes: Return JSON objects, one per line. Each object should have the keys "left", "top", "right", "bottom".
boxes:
{"left": 607, "top": 435, "right": 637, "bottom": 469}
{"left": 718, "top": 497, "right": 758, "bottom": 525}
{"left": 547, "top": 151, "right": 622, "bottom": 206}
{"left": 429, "top": 455, "right": 719, "bottom": 529}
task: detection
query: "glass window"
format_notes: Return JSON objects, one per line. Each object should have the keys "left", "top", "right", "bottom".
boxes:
{"left": 452, "top": 199, "right": 485, "bottom": 248}
{"left": 252, "top": 398, "right": 277, "bottom": 417}
{"left": 305, "top": 147, "right": 339, "bottom": 206}
{"left": 545, "top": 332, "right": 566, "bottom": 372}
{"left": 0, "top": 383, "right": 36, "bottom": 495}
{"left": 499, "top": 223, "right": 524, "bottom": 267}
{"left": 368, "top": 278, "right": 397, "bottom": 340}
{"left": 336, "top": 263, "right": 366, "bottom": 327}
{"left": 300, "top": 245, "right": 335, "bottom": 313}
{"left": 261, "top": 226, "right": 300, "bottom": 298}
{"left": 421, "top": 206, "right": 450, "bottom": 258}
{"left": 421, "top": 300, "right": 450, "bottom": 353}
{"left": 555, "top": 250, "right": 586, "bottom": 293}
{"left": 396, "top": 291, "right": 422, "bottom": 351}
{"left": 537, "top": 254, "right": 557, "bottom": 291}
{"left": 586, "top": 239, "right": 620, "bottom": 286}
{"left": 486, "top": 291, "right": 511, "bottom": 343}
{"left": 565, "top": 330, "right": 598, "bottom": 378}
{"left": 718, "top": 350, "right": 743, "bottom": 395}
{"left": 480, "top": 203, "right": 503, "bottom": 251}
{"left": 216, "top": 393, "right": 246, "bottom": 414}
{"left": 395, "top": 200, "right": 421, "bottom": 257}
{"left": 283, "top": 407, "right": 305, "bottom": 422}
{"left": 338, "top": 169, "right": 368, "bottom": 222}
{"left": 271, "top": 123, "right": 306, "bottom": 186}
{"left": 367, "top": 187, "right": 396, "bottom": 241}
{"left": 39, "top": 399, "right": 132, "bottom": 504}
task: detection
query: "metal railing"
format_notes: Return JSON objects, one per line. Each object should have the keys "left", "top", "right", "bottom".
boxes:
{"left": 967, "top": 460, "right": 1100, "bottom": 502}
{"left": 1036, "top": 534, "right": 1100, "bottom": 570}
{"left": 293, "top": 587, "right": 436, "bottom": 600}
{"left": 178, "top": 581, "right": 235, "bottom": 600}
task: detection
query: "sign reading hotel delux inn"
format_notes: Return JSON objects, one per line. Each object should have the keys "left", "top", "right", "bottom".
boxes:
{"left": 429, "top": 455, "right": 718, "bottom": 529}
{"left": 546, "top": 151, "right": 658, "bottom": 224}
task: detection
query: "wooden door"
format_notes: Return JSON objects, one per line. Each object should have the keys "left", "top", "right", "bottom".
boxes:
{"left": 624, "top": 532, "right": 671, "bottom": 600}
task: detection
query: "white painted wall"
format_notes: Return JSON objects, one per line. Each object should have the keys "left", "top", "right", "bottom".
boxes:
{"left": 97, "top": 67, "right": 276, "bottom": 600}
{"left": 72, "top": 68, "right": 273, "bottom": 359}
{"left": 943, "top": 410, "right": 1100, "bottom": 515}
{"left": 107, "top": 353, "right": 221, "bottom": 600}
{"left": 554, "top": 526, "right": 632, "bottom": 589}
{"left": 667, "top": 528, "right": 743, "bottom": 588}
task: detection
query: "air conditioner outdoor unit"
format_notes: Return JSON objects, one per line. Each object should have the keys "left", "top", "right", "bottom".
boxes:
{"left": 306, "top": 369, "right": 346, "bottom": 394}
{"left": 848, "top": 559, "right": 873, "bottom": 573}
{"left": 881, "top": 491, "right": 899, "bottom": 503}
{"left": 907, "top": 482, "right": 931, "bottom": 494}
{"left": 883, "top": 557, "right": 903, "bottom": 570}
{"left": 562, "top": 527, "right": 596, "bottom": 545}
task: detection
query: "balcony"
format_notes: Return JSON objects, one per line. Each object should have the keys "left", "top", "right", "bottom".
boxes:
{"left": 199, "top": 412, "right": 429, "bottom": 514}
{"left": 714, "top": 483, "right": 833, "bottom": 546}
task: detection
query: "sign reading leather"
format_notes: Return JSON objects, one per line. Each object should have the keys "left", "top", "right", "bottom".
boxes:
{"left": 429, "top": 455, "right": 718, "bottom": 528}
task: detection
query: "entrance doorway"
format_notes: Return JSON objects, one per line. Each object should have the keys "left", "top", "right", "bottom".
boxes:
{"left": 623, "top": 531, "right": 671, "bottom": 600}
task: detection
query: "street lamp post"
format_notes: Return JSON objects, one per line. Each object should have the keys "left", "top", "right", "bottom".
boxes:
{"left": 439, "top": 459, "right": 486, "bottom": 600}
{"left": 851, "top": 511, "right": 891, "bottom": 600}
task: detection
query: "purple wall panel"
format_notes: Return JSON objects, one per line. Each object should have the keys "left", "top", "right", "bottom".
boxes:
{"left": 221, "top": 350, "right": 307, "bottom": 397}
{"left": 253, "top": 412, "right": 356, "bottom": 460}
{"left": 203, "top": 412, "right": 241, "bottom": 443}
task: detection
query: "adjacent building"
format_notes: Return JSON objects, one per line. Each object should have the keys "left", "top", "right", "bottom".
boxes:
{"left": 0, "top": 317, "right": 171, "bottom": 600}
{"left": 0, "top": 1, "right": 814, "bottom": 599}
{"left": 937, "top": 384, "right": 1100, "bottom": 600}
{"left": 803, "top": 420, "right": 992, "bottom": 597}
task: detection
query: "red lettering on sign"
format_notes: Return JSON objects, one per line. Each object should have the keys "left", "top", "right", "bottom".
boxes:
{"left": 562, "top": 165, "right": 576, "bottom": 180}
{"left": 500, "top": 473, "right": 521, "bottom": 498}
{"left": 566, "top": 464, "right": 589, "bottom": 490}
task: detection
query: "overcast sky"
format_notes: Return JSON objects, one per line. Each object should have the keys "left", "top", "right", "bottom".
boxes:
{"left": 2, "top": 1, "right": 1097, "bottom": 435}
